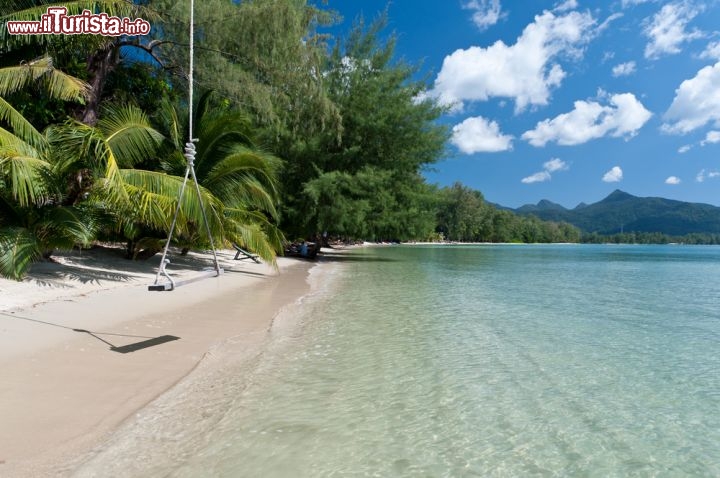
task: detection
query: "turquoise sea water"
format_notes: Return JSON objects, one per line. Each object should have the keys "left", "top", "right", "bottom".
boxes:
{"left": 77, "top": 245, "right": 720, "bottom": 477}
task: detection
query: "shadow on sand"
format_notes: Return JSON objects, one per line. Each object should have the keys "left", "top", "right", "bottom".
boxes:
{"left": 24, "top": 245, "right": 267, "bottom": 287}
{"left": 1, "top": 312, "right": 180, "bottom": 354}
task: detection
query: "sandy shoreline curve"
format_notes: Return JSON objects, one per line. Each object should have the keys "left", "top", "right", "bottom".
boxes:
{"left": 0, "top": 245, "right": 318, "bottom": 477}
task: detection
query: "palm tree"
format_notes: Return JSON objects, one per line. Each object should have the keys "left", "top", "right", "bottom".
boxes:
{"left": 52, "top": 94, "right": 285, "bottom": 265}
{"left": 0, "top": 58, "right": 213, "bottom": 277}
{"left": 51, "top": 102, "right": 228, "bottom": 259}
{"left": 155, "top": 92, "right": 285, "bottom": 263}
{"left": 0, "top": 58, "right": 285, "bottom": 278}
{"left": 0, "top": 56, "right": 95, "bottom": 279}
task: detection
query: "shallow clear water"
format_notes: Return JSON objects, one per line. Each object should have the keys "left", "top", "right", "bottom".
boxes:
{"left": 78, "top": 245, "right": 720, "bottom": 477}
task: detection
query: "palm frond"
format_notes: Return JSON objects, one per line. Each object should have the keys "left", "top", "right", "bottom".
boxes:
{"left": 34, "top": 205, "right": 99, "bottom": 249}
{"left": 224, "top": 206, "right": 285, "bottom": 254}
{"left": 0, "top": 226, "right": 41, "bottom": 280}
{"left": 223, "top": 219, "right": 278, "bottom": 267}
{"left": 119, "top": 169, "right": 225, "bottom": 240}
{"left": 100, "top": 146, "right": 130, "bottom": 204}
{"left": 0, "top": 125, "right": 21, "bottom": 146}
{"left": 98, "top": 104, "right": 164, "bottom": 167}
{"left": 47, "top": 120, "right": 108, "bottom": 175}
{"left": 194, "top": 113, "right": 256, "bottom": 177}
{"left": 43, "top": 65, "right": 90, "bottom": 102}
{"left": 0, "top": 55, "right": 88, "bottom": 101}
{"left": 158, "top": 97, "right": 183, "bottom": 151}
{"left": 0, "top": 96, "right": 45, "bottom": 148}
{"left": 0, "top": 139, "right": 50, "bottom": 207}
{"left": 204, "top": 149, "right": 281, "bottom": 215}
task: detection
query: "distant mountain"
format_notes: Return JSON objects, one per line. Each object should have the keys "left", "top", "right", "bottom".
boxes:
{"left": 513, "top": 190, "right": 720, "bottom": 235}
{"left": 516, "top": 199, "right": 567, "bottom": 214}
{"left": 487, "top": 201, "right": 513, "bottom": 211}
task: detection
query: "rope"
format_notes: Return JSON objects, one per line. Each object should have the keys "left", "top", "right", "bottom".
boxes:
{"left": 152, "top": 0, "right": 221, "bottom": 288}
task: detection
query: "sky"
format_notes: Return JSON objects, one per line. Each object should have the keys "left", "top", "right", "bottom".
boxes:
{"left": 324, "top": 0, "right": 720, "bottom": 208}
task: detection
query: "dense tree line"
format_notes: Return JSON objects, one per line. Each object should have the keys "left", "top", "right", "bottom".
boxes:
{"left": 581, "top": 232, "right": 720, "bottom": 245}
{"left": 0, "top": 1, "right": 653, "bottom": 279}
{"left": 435, "top": 183, "right": 581, "bottom": 243}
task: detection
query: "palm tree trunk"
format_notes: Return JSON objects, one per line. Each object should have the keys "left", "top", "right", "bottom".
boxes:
{"left": 81, "top": 44, "right": 119, "bottom": 126}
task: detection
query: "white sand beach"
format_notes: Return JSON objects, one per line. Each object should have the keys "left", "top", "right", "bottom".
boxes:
{"left": 0, "top": 245, "right": 316, "bottom": 477}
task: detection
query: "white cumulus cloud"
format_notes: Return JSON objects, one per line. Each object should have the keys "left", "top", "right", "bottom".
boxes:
{"left": 463, "top": 0, "right": 503, "bottom": 30}
{"left": 555, "top": 0, "right": 578, "bottom": 12}
{"left": 701, "top": 130, "right": 720, "bottom": 145}
{"left": 544, "top": 158, "right": 569, "bottom": 172}
{"left": 644, "top": 2, "right": 704, "bottom": 59}
{"left": 612, "top": 61, "right": 637, "bottom": 77}
{"left": 663, "top": 62, "right": 720, "bottom": 134}
{"left": 603, "top": 166, "right": 624, "bottom": 182}
{"left": 522, "top": 171, "right": 552, "bottom": 183}
{"left": 522, "top": 92, "right": 652, "bottom": 146}
{"left": 697, "top": 168, "right": 720, "bottom": 182}
{"left": 430, "top": 10, "right": 596, "bottom": 113}
{"left": 522, "top": 157, "right": 569, "bottom": 184}
{"left": 665, "top": 176, "right": 682, "bottom": 184}
{"left": 678, "top": 144, "right": 692, "bottom": 153}
{"left": 700, "top": 41, "right": 720, "bottom": 60}
{"left": 451, "top": 116, "right": 514, "bottom": 154}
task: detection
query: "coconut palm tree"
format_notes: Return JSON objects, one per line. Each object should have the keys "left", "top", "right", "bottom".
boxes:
{"left": 154, "top": 92, "right": 285, "bottom": 263}
{"left": 52, "top": 94, "right": 285, "bottom": 265}
{"left": 1, "top": 58, "right": 285, "bottom": 278}
{"left": 0, "top": 57, "right": 215, "bottom": 277}
{"left": 0, "top": 55, "right": 95, "bottom": 279}
{"left": 50, "top": 102, "right": 227, "bottom": 258}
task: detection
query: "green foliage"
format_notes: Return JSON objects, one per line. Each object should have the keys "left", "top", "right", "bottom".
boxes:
{"left": 0, "top": 226, "right": 41, "bottom": 280}
{"left": 0, "top": 57, "right": 100, "bottom": 278}
{"left": 154, "top": 92, "right": 285, "bottom": 263}
{"left": 0, "top": 198, "right": 100, "bottom": 280}
{"left": 282, "top": 13, "right": 449, "bottom": 240}
{"left": 102, "top": 61, "right": 177, "bottom": 120}
{"left": 2, "top": 1, "right": 157, "bottom": 125}
{"left": 436, "top": 183, "right": 492, "bottom": 242}
{"left": 0, "top": 55, "right": 88, "bottom": 148}
{"left": 581, "top": 231, "right": 720, "bottom": 245}
{"left": 435, "top": 183, "right": 581, "bottom": 243}
{"left": 148, "top": 0, "right": 339, "bottom": 135}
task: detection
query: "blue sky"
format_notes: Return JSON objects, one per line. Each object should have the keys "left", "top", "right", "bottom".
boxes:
{"left": 325, "top": 0, "right": 720, "bottom": 208}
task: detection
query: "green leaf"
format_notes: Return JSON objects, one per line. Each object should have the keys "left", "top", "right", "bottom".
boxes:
{"left": 0, "top": 226, "right": 41, "bottom": 280}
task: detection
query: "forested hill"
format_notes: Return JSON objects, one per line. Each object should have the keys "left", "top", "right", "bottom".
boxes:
{"left": 513, "top": 190, "right": 720, "bottom": 235}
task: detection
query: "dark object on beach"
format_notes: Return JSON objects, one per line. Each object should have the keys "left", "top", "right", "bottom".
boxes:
{"left": 285, "top": 241, "right": 319, "bottom": 259}
{"left": 232, "top": 243, "right": 261, "bottom": 263}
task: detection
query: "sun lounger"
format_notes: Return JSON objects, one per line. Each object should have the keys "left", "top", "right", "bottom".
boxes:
{"left": 232, "top": 243, "right": 261, "bottom": 263}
